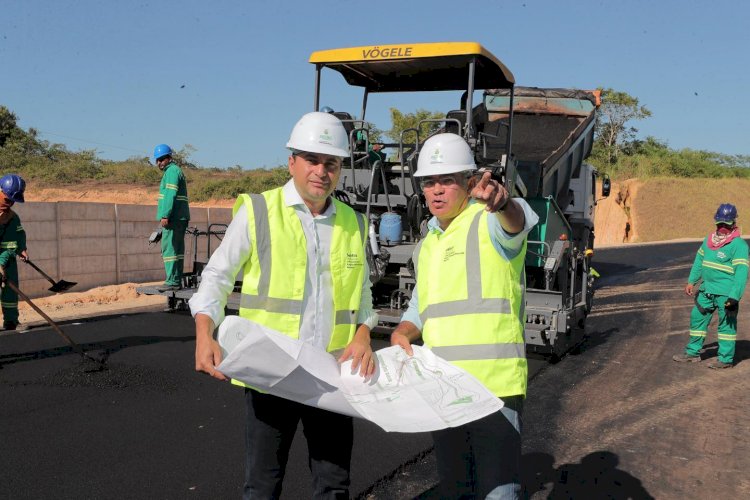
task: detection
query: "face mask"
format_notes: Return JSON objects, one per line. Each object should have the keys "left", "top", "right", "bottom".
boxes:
{"left": 0, "top": 197, "right": 12, "bottom": 212}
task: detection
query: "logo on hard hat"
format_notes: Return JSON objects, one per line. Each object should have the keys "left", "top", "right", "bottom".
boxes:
{"left": 318, "top": 128, "right": 334, "bottom": 145}
{"left": 430, "top": 148, "right": 444, "bottom": 164}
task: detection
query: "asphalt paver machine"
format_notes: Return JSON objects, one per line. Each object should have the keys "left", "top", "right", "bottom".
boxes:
{"left": 309, "top": 42, "right": 610, "bottom": 357}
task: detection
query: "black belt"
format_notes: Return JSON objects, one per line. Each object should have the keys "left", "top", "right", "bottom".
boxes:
{"left": 694, "top": 290, "right": 710, "bottom": 315}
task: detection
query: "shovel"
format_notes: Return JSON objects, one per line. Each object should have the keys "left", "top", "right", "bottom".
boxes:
{"left": 24, "top": 259, "right": 77, "bottom": 293}
{"left": 3, "top": 278, "right": 106, "bottom": 369}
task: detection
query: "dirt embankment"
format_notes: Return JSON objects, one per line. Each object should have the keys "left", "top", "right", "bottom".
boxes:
{"left": 594, "top": 180, "right": 639, "bottom": 247}
{"left": 28, "top": 184, "right": 234, "bottom": 208}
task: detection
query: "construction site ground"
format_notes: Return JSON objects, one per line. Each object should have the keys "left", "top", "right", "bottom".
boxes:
{"left": 2, "top": 241, "right": 748, "bottom": 499}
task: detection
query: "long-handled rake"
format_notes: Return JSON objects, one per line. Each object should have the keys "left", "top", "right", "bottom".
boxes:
{"left": 4, "top": 278, "right": 106, "bottom": 369}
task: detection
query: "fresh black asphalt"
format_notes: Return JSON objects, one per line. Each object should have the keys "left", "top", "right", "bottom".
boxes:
{"left": 0, "top": 241, "right": 705, "bottom": 499}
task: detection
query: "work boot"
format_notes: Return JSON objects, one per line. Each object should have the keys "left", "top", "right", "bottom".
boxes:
{"left": 157, "top": 284, "right": 182, "bottom": 292}
{"left": 2, "top": 321, "right": 17, "bottom": 331}
{"left": 672, "top": 353, "right": 701, "bottom": 363}
{"left": 707, "top": 360, "right": 733, "bottom": 369}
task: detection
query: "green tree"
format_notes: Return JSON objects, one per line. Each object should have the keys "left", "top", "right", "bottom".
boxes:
{"left": 363, "top": 122, "right": 383, "bottom": 143}
{"left": 595, "top": 88, "right": 652, "bottom": 164}
{"left": 172, "top": 144, "right": 199, "bottom": 169}
{"left": 0, "top": 106, "right": 19, "bottom": 147}
{"left": 386, "top": 108, "right": 445, "bottom": 143}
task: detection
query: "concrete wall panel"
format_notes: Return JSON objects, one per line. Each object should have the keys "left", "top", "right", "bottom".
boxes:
{"left": 61, "top": 255, "right": 117, "bottom": 275}
{"left": 61, "top": 237, "right": 117, "bottom": 257}
{"left": 58, "top": 202, "right": 115, "bottom": 221}
{"left": 65, "top": 272, "right": 118, "bottom": 291}
{"left": 12, "top": 201, "right": 233, "bottom": 298}
{"left": 119, "top": 221, "right": 159, "bottom": 239}
{"left": 120, "top": 253, "right": 163, "bottom": 272}
{"left": 22, "top": 221, "right": 58, "bottom": 241}
{"left": 25, "top": 242, "right": 58, "bottom": 261}
{"left": 116, "top": 204, "right": 157, "bottom": 220}
{"left": 60, "top": 221, "right": 116, "bottom": 239}
{"left": 13, "top": 202, "right": 57, "bottom": 222}
{"left": 119, "top": 238, "right": 162, "bottom": 255}
{"left": 208, "top": 208, "right": 233, "bottom": 226}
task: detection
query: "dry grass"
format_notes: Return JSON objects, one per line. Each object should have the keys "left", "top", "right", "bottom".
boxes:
{"left": 632, "top": 177, "right": 750, "bottom": 242}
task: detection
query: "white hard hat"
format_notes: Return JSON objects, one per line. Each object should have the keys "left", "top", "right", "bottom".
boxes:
{"left": 286, "top": 111, "right": 349, "bottom": 158}
{"left": 414, "top": 133, "right": 476, "bottom": 177}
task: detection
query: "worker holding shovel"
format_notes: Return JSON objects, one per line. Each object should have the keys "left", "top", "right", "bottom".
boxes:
{"left": 0, "top": 174, "right": 28, "bottom": 331}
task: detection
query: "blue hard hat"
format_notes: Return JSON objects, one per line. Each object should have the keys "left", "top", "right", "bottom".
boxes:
{"left": 0, "top": 174, "right": 26, "bottom": 203}
{"left": 153, "top": 144, "right": 173, "bottom": 161}
{"left": 714, "top": 203, "right": 738, "bottom": 223}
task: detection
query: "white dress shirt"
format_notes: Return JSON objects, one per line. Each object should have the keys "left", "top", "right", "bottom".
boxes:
{"left": 189, "top": 180, "right": 378, "bottom": 351}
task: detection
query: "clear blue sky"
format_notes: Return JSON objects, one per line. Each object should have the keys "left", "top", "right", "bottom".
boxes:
{"left": 2, "top": 0, "right": 748, "bottom": 169}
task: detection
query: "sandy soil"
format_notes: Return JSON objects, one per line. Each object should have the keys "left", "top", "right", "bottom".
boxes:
{"left": 27, "top": 184, "right": 235, "bottom": 208}
{"left": 14, "top": 282, "right": 168, "bottom": 329}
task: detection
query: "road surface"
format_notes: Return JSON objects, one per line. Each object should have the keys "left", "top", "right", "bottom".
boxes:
{"left": 1, "top": 241, "right": 748, "bottom": 499}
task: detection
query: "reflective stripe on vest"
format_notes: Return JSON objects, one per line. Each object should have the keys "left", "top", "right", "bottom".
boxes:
{"left": 416, "top": 203, "right": 527, "bottom": 397}
{"left": 234, "top": 188, "right": 367, "bottom": 351}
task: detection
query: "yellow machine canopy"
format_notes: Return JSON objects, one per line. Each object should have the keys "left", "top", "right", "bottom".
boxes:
{"left": 309, "top": 42, "right": 515, "bottom": 92}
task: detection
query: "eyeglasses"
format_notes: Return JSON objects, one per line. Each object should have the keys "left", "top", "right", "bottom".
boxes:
{"left": 419, "top": 175, "right": 463, "bottom": 190}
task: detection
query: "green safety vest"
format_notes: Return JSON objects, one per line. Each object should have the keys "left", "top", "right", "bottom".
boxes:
{"left": 233, "top": 187, "right": 367, "bottom": 352}
{"left": 415, "top": 202, "right": 528, "bottom": 397}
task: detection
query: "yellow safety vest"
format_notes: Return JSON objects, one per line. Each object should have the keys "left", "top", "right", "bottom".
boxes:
{"left": 233, "top": 187, "right": 367, "bottom": 352}
{"left": 415, "top": 202, "right": 527, "bottom": 397}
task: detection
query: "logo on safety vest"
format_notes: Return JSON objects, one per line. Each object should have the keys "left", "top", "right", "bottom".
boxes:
{"left": 717, "top": 251, "right": 726, "bottom": 259}
{"left": 443, "top": 246, "right": 465, "bottom": 262}
{"left": 346, "top": 251, "right": 362, "bottom": 269}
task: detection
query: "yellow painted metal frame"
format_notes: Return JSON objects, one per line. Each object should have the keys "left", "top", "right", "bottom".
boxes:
{"left": 311, "top": 42, "right": 499, "bottom": 65}
{"left": 309, "top": 42, "right": 514, "bottom": 91}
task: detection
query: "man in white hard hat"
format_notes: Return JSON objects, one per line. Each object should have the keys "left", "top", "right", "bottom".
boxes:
{"left": 390, "top": 133, "right": 538, "bottom": 499}
{"left": 189, "top": 111, "right": 377, "bottom": 499}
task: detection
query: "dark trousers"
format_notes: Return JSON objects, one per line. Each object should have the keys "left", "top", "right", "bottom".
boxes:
{"left": 0, "top": 259, "right": 19, "bottom": 323}
{"left": 243, "top": 389, "right": 353, "bottom": 500}
{"left": 432, "top": 395, "right": 523, "bottom": 499}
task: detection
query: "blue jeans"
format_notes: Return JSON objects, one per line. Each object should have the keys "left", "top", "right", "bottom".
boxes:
{"left": 243, "top": 389, "right": 353, "bottom": 499}
{"left": 432, "top": 395, "right": 523, "bottom": 499}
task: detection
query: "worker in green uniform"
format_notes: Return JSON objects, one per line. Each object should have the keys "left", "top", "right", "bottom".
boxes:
{"left": 673, "top": 203, "right": 749, "bottom": 369}
{"left": 153, "top": 144, "right": 190, "bottom": 292}
{"left": 0, "top": 174, "right": 29, "bottom": 331}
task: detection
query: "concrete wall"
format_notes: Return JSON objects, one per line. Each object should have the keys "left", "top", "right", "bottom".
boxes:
{"left": 12, "top": 202, "right": 233, "bottom": 298}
